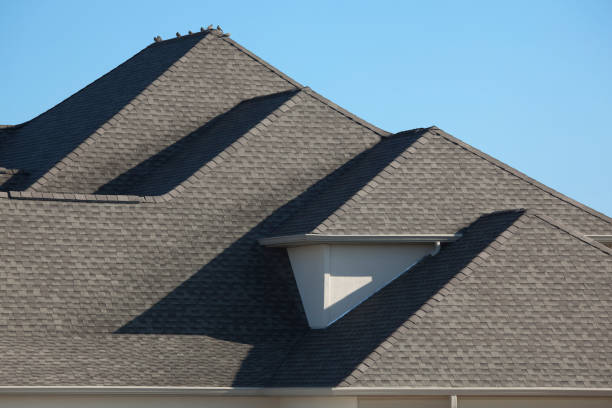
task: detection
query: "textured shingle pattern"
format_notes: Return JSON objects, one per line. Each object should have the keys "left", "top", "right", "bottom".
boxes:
{"left": 0, "top": 32, "right": 610, "bottom": 389}
{"left": 0, "top": 88, "right": 381, "bottom": 385}
{"left": 23, "top": 32, "right": 299, "bottom": 193}
{"left": 272, "top": 210, "right": 612, "bottom": 388}
{"left": 0, "top": 34, "right": 204, "bottom": 191}
{"left": 271, "top": 128, "right": 612, "bottom": 237}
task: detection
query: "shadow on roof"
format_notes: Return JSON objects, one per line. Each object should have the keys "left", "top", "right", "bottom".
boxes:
{"left": 112, "top": 130, "right": 425, "bottom": 384}
{"left": 259, "top": 210, "right": 524, "bottom": 386}
{"left": 113, "top": 127, "right": 520, "bottom": 385}
{"left": 266, "top": 130, "right": 426, "bottom": 237}
{"left": 96, "top": 90, "right": 298, "bottom": 196}
{"left": 0, "top": 34, "right": 204, "bottom": 191}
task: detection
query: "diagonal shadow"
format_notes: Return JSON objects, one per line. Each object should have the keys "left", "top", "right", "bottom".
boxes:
{"left": 96, "top": 90, "right": 298, "bottom": 195}
{"left": 262, "top": 210, "right": 525, "bottom": 387}
{"left": 115, "top": 130, "right": 426, "bottom": 385}
{"left": 0, "top": 34, "right": 205, "bottom": 191}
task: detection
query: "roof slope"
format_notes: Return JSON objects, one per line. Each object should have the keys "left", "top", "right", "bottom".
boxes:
{"left": 0, "top": 86, "right": 382, "bottom": 386}
{"left": 0, "top": 30, "right": 304, "bottom": 193}
{"left": 271, "top": 210, "right": 612, "bottom": 388}
{"left": 0, "top": 30, "right": 610, "bottom": 389}
{"left": 269, "top": 127, "right": 612, "bottom": 236}
{"left": 0, "top": 33, "right": 205, "bottom": 191}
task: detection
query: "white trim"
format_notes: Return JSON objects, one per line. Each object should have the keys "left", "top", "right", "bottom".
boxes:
{"left": 0, "top": 387, "right": 611, "bottom": 397}
{"left": 259, "top": 234, "right": 461, "bottom": 247}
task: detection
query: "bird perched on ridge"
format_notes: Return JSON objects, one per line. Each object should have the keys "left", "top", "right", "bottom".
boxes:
{"left": 207, "top": 24, "right": 213, "bottom": 30}
{"left": 176, "top": 32, "right": 181, "bottom": 37}
{"left": 216, "top": 25, "right": 223, "bottom": 33}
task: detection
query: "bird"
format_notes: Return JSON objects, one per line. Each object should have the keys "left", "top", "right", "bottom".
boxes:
{"left": 176, "top": 32, "right": 181, "bottom": 37}
{"left": 188, "top": 30, "right": 193, "bottom": 35}
{"left": 200, "top": 27, "right": 205, "bottom": 32}
{"left": 153, "top": 36, "right": 158, "bottom": 42}
{"left": 154, "top": 36, "right": 162, "bottom": 42}
{"left": 216, "top": 25, "right": 223, "bottom": 32}
{"left": 207, "top": 24, "right": 213, "bottom": 30}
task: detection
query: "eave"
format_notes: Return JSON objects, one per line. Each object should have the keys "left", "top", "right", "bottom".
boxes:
{"left": 1, "top": 386, "right": 611, "bottom": 397}
{"left": 258, "top": 234, "right": 462, "bottom": 247}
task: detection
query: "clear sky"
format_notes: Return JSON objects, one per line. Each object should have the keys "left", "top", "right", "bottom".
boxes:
{"left": 1, "top": 0, "right": 611, "bottom": 216}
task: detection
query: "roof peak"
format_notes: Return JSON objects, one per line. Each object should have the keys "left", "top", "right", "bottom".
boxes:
{"left": 151, "top": 25, "right": 230, "bottom": 45}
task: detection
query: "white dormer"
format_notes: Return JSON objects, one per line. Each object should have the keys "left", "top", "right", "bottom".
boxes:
{"left": 260, "top": 234, "right": 460, "bottom": 329}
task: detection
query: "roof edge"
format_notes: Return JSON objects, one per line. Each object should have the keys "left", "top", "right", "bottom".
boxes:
{"left": 529, "top": 212, "right": 612, "bottom": 255}
{"left": 26, "top": 32, "right": 211, "bottom": 194}
{"left": 259, "top": 233, "right": 461, "bottom": 247}
{"left": 218, "top": 35, "right": 303, "bottom": 89}
{"left": 429, "top": 127, "right": 612, "bottom": 228}
{"left": 303, "top": 88, "right": 390, "bottom": 137}
{"left": 0, "top": 386, "right": 610, "bottom": 397}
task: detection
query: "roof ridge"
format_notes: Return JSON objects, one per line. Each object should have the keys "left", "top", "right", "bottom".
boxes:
{"left": 26, "top": 33, "right": 212, "bottom": 193}
{"left": 343, "top": 209, "right": 526, "bottom": 386}
{"left": 312, "top": 128, "right": 431, "bottom": 234}
{"left": 1, "top": 90, "right": 306, "bottom": 203}
{"left": 527, "top": 211, "right": 612, "bottom": 255}
{"left": 147, "top": 89, "right": 307, "bottom": 202}
{"left": 217, "top": 35, "right": 303, "bottom": 89}
{"left": 302, "top": 88, "right": 390, "bottom": 137}
{"left": 6, "top": 35, "right": 208, "bottom": 136}
{"left": 1, "top": 190, "right": 141, "bottom": 204}
{"left": 147, "top": 28, "right": 208, "bottom": 46}
{"left": 430, "top": 127, "right": 612, "bottom": 227}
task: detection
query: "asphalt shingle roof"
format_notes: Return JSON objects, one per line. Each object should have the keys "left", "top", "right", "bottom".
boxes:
{"left": 269, "top": 127, "right": 612, "bottom": 237}
{"left": 272, "top": 210, "right": 612, "bottom": 387}
{"left": 0, "top": 29, "right": 610, "bottom": 389}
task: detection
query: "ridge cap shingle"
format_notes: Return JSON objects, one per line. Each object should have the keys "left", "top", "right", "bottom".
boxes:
{"left": 302, "top": 88, "right": 390, "bottom": 137}
{"left": 149, "top": 89, "right": 307, "bottom": 202}
{"left": 217, "top": 34, "right": 303, "bottom": 89}
{"left": 429, "top": 126, "right": 612, "bottom": 227}
{"left": 526, "top": 210, "right": 612, "bottom": 255}
{"left": 312, "top": 128, "right": 431, "bottom": 234}
{"left": 25, "top": 33, "right": 214, "bottom": 193}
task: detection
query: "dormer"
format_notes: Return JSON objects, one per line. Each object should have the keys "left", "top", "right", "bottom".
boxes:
{"left": 260, "top": 234, "right": 460, "bottom": 328}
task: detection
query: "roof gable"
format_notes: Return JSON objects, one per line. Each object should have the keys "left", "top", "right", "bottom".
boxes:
{"left": 269, "top": 127, "right": 612, "bottom": 237}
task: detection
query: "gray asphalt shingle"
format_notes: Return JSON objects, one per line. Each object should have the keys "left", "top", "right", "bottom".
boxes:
{"left": 0, "top": 30, "right": 610, "bottom": 389}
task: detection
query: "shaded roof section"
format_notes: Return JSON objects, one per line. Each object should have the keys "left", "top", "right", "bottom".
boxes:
{"left": 0, "top": 32, "right": 206, "bottom": 191}
{"left": 0, "top": 28, "right": 610, "bottom": 389}
{"left": 269, "top": 127, "right": 612, "bottom": 236}
{"left": 0, "top": 209, "right": 609, "bottom": 387}
{"left": 271, "top": 209, "right": 612, "bottom": 388}
{"left": 96, "top": 90, "right": 299, "bottom": 195}
{"left": 0, "top": 30, "right": 306, "bottom": 193}
{"left": 0, "top": 84, "right": 383, "bottom": 386}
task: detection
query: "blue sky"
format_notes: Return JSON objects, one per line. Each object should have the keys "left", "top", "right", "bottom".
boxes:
{"left": 1, "top": 0, "right": 611, "bottom": 216}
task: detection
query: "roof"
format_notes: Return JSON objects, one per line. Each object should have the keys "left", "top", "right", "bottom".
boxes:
{"left": 267, "top": 128, "right": 612, "bottom": 237}
{"left": 271, "top": 210, "right": 612, "bottom": 387}
{"left": 0, "top": 28, "right": 610, "bottom": 389}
